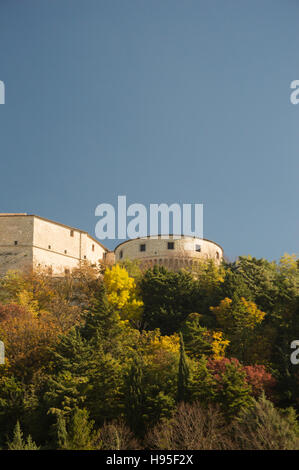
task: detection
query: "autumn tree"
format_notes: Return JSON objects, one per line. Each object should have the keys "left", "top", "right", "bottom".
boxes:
{"left": 210, "top": 297, "right": 266, "bottom": 361}
{"left": 103, "top": 264, "right": 143, "bottom": 324}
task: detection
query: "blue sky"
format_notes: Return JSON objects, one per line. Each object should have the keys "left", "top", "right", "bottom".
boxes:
{"left": 0, "top": 0, "right": 298, "bottom": 260}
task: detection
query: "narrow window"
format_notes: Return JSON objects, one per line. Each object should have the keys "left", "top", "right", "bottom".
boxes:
{"left": 64, "top": 250, "right": 67, "bottom": 254}
{"left": 70, "top": 230, "right": 74, "bottom": 237}
{"left": 14, "top": 241, "right": 18, "bottom": 246}
{"left": 216, "top": 251, "right": 220, "bottom": 259}
{"left": 167, "top": 242, "right": 174, "bottom": 250}
{"left": 92, "top": 244, "right": 95, "bottom": 252}
{"left": 84, "top": 255, "right": 87, "bottom": 259}
{"left": 140, "top": 244, "right": 146, "bottom": 252}
{"left": 119, "top": 250, "right": 123, "bottom": 259}
{"left": 195, "top": 244, "right": 201, "bottom": 252}
{"left": 48, "top": 245, "right": 51, "bottom": 250}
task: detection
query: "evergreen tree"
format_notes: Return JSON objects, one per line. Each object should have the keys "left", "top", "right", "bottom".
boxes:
{"left": 67, "top": 408, "right": 96, "bottom": 450}
{"left": 140, "top": 267, "right": 198, "bottom": 334}
{"left": 56, "top": 414, "right": 68, "bottom": 450}
{"left": 7, "top": 421, "right": 38, "bottom": 450}
{"left": 124, "top": 359, "right": 144, "bottom": 435}
{"left": 177, "top": 333, "right": 190, "bottom": 402}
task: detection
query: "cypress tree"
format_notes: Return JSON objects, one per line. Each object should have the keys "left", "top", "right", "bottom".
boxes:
{"left": 124, "top": 359, "right": 144, "bottom": 435}
{"left": 177, "top": 332, "right": 190, "bottom": 403}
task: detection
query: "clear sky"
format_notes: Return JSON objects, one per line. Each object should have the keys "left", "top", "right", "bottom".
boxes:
{"left": 0, "top": 0, "right": 298, "bottom": 260}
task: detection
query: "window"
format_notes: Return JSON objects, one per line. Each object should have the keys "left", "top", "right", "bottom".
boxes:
{"left": 92, "top": 244, "right": 95, "bottom": 252}
{"left": 140, "top": 244, "right": 146, "bottom": 252}
{"left": 119, "top": 250, "right": 123, "bottom": 259}
{"left": 64, "top": 250, "right": 67, "bottom": 254}
{"left": 14, "top": 241, "right": 18, "bottom": 246}
{"left": 167, "top": 242, "right": 174, "bottom": 250}
{"left": 84, "top": 255, "right": 87, "bottom": 259}
{"left": 70, "top": 230, "right": 74, "bottom": 237}
{"left": 216, "top": 251, "right": 220, "bottom": 260}
{"left": 48, "top": 245, "right": 51, "bottom": 250}
{"left": 195, "top": 244, "right": 201, "bottom": 252}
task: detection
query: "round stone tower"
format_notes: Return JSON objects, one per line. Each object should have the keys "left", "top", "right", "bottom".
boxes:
{"left": 114, "top": 235, "right": 223, "bottom": 270}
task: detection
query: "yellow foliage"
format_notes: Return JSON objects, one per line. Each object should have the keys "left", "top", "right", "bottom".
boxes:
{"left": 211, "top": 297, "right": 266, "bottom": 331}
{"left": 149, "top": 330, "right": 180, "bottom": 355}
{"left": 209, "top": 331, "right": 230, "bottom": 359}
{"left": 191, "top": 259, "right": 225, "bottom": 288}
{"left": 240, "top": 297, "right": 266, "bottom": 326}
{"left": 279, "top": 253, "right": 298, "bottom": 273}
{"left": 103, "top": 264, "right": 143, "bottom": 322}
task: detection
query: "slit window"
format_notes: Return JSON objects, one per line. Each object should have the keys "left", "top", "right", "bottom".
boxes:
{"left": 70, "top": 230, "right": 74, "bottom": 237}
{"left": 119, "top": 250, "right": 123, "bottom": 259}
{"left": 14, "top": 241, "right": 18, "bottom": 246}
{"left": 92, "top": 244, "right": 95, "bottom": 252}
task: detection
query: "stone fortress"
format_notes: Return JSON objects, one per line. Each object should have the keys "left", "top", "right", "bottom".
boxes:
{"left": 0, "top": 213, "right": 223, "bottom": 275}
{"left": 0, "top": 213, "right": 107, "bottom": 276}
{"left": 115, "top": 236, "right": 223, "bottom": 270}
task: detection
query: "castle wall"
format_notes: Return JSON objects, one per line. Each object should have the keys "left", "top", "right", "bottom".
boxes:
{"left": 0, "top": 215, "right": 34, "bottom": 275}
{"left": 114, "top": 236, "right": 223, "bottom": 269}
{"left": 0, "top": 215, "right": 224, "bottom": 275}
{"left": 0, "top": 214, "right": 107, "bottom": 276}
{"left": 32, "top": 217, "right": 107, "bottom": 275}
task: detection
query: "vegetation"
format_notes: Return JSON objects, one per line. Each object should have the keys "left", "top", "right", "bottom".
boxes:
{"left": 0, "top": 255, "right": 298, "bottom": 450}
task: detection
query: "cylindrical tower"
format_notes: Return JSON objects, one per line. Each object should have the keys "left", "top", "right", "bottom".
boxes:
{"left": 114, "top": 235, "right": 223, "bottom": 270}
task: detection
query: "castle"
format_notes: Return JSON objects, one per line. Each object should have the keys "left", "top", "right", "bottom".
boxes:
{"left": 0, "top": 213, "right": 223, "bottom": 275}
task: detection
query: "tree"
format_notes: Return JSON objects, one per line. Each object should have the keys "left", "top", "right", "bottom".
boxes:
{"left": 177, "top": 333, "right": 190, "bottom": 402}
{"left": 67, "top": 408, "right": 96, "bottom": 450}
{"left": 222, "top": 256, "right": 278, "bottom": 313}
{"left": 140, "top": 267, "right": 198, "bottom": 334}
{"left": 233, "top": 394, "right": 299, "bottom": 450}
{"left": 207, "top": 358, "right": 253, "bottom": 419}
{"left": 56, "top": 413, "right": 69, "bottom": 449}
{"left": 94, "top": 420, "right": 139, "bottom": 450}
{"left": 7, "top": 421, "right": 39, "bottom": 450}
{"left": 124, "top": 359, "right": 144, "bottom": 435}
{"left": 145, "top": 402, "right": 232, "bottom": 450}
{"left": 210, "top": 297, "right": 266, "bottom": 361}
{"left": 182, "top": 313, "right": 229, "bottom": 359}
{"left": 103, "top": 264, "right": 143, "bottom": 323}
{"left": 0, "top": 303, "right": 61, "bottom": 380}
{"left": 54, "top": 408, "right": 96, "bottom": 450}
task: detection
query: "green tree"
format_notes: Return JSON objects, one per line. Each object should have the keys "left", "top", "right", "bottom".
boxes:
{"left": 67, "top": 408, "right": 96, "bottom": 450}
{"left": 56, "top": 413, "right": 68, "bottom": 450}
{"left": 140, "top": 267, "right": 198, "bottom": 334}
{"left": 177, "top": 333, "right": 190, "bottom": 402}
{"left": 124, "top": 359, "right": 144, "bottom": 435}
{"left": 7, "top": 421, "right": 39, "bottom": 450}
